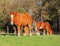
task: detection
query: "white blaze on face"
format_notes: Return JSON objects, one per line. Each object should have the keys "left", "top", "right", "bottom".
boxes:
{"left": 11, "top": 15, "right": 13, "bottom": 25}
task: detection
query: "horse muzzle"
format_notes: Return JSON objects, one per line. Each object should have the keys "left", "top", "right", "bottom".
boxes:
{"left": 11, "top": 22, "right": 13, "bottom": 25}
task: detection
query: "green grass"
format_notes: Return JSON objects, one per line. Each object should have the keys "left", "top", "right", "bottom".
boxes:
{"left": 0, "top": 35, "right": 60, "bottom": 46}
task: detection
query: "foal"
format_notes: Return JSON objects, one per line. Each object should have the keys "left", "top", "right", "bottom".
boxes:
{"left": 35, "top": 21, "right": 53, "bottom": 35}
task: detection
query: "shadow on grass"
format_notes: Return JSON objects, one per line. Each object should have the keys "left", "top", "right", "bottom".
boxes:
{"left": 0, "top": 33, "right": 17, "bottom": 36}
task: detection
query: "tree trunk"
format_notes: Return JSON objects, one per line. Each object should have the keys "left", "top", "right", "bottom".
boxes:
{"left": 56, "top": 15, "right": 59, "bottom": 31}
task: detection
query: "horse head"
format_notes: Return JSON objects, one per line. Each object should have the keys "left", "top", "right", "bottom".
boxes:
{"left": 10, "top": 12, "right": 15, "bottom": 25}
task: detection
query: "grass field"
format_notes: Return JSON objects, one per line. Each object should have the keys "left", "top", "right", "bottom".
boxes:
{"left": 0, "top": 35, "right": 60, "bottom": 46}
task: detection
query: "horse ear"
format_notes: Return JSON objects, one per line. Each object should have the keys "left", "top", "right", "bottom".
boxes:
{"left": 10, "top": 12, "right": 13, "bottom": 15}
{"left": 14, "top": 11, "right": 17, "bottom": 16}
{"left": 10, "top": 12, "right": 11, "bottom": 15}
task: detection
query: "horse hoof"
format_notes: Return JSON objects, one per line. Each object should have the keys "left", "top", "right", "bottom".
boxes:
{"left": 23, "top": 34, "right": 27, "bottom": 36}
{"left": 36, "top": 33, "right": 40, "bottom": 35}
{"left": 30, "top": 33, "right": 32, "bottom": 36}
{"left": 18, "top": 34, "right": 20, "bottom": 36}
{"left": 47, "top": 34, "right": 49, "bottom": 35}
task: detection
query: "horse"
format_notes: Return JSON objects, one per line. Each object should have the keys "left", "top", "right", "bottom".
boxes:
{"left": 35, "top": 21, "right": 53, "bottom": 35}
{"left": 9, "top": 11, "right": 32, "bottom": 36}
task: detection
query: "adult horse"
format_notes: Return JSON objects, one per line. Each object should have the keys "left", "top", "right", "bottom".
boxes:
{"left": 35, "top": 21, "right": 53, "bottom": 35}
{"left": 9, "top": 11, "right": 32, "bottom": 36}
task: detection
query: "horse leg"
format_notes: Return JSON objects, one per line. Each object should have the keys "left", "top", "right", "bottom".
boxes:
{"left": 35, "top": 27, "right": 40, "bottom": 35}
{"left": 13, "top": 27, "right": 16, "bottom": 35}
{"left": 6, "top": 26, "right": 9, "bottom": 34}
{"left": 47, "top": 30, "right": 50, "bottom": 35}
{"left": 36, "top": 29, "right": 40, "bottom": 35}
{"left": 43, "top": 30, "right": 45, "bottom": 35}
{"left": 47, "top": 31, "right": 49, "bottom": 35}
{"left": 23, "top": 26, "right": 28, "bottom": 36}
{"left": 17, "top": 26, "right": 20, "bottom": 36}
{"left": 28, "top": 25, "right": 32, "bottom": 36}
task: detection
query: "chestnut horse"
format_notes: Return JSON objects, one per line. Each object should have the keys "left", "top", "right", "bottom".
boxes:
{"left": 10, "top": 11, "right": 32, "bottom": 36}
{"left": 35, "top": 21, "right": 53, "bottom": 35}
